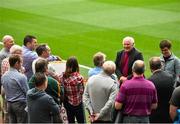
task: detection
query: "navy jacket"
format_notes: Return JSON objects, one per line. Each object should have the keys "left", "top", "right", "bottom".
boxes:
{"left": 27, "top": 88, "right": 61, "bottom": 123}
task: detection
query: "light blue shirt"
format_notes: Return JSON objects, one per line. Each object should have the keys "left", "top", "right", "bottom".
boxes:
{"left": 2, "top": 68, "right": 29, "bottom": 102}
{"left": 88, "top": 67, "right": 102, "bottom": 77}
{"left": 22, "top": 45, "right": 38, "bottom": 80}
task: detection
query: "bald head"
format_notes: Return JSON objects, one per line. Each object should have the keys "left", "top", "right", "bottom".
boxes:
{"left": 2, "top": 35, "right": 14, "bottom": 43}
{"left": 102, "top": 61, "right": 116, "bottom": 75}
{"left": 149, "top": 57, "right": 162, "bottom": 72}
{"left": 2, "top": 35, "right": 14, "bottom": 50}
{"left": 132, "top": 60, "right": 145, "bottom": 75}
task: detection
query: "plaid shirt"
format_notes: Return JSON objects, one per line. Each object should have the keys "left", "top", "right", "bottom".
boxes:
{"left": 1, "top": 58, "right": 10, "bottom": 75}
{"left": 60, "top": 72, "right": 84, "bottom": 106}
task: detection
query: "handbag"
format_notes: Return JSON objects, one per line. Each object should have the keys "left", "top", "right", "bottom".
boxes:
{"left": 60, "top": 104, "right": 68, "bottom": 124}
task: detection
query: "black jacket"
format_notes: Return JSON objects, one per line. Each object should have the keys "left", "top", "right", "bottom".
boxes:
{"left": 115, "top": 48, "right": 143, "bottom": 79}
{"left": 148, "top": 70, "right": 174, "bottom": 123}
{"left": 27, "top": 88, "right": 61, "bottom": 123}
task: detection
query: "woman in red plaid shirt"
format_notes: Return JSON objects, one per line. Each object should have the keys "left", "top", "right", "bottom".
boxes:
{"left": 60, "top": 56, "right": 85, "bottom": 123}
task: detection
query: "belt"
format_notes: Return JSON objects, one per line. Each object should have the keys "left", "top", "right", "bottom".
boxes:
{"left": 124, "top": 114, "right": 149, "bottom": 117}
{"left": 8, "top": 100, "right": 26, "bottom": 103}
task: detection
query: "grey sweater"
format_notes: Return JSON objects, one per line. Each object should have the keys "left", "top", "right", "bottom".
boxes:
{"left": 83, "top": 72, "right": 118, "bottom": 121}
{"left": 160, "top": 53, "right": 180, "bottom": 87}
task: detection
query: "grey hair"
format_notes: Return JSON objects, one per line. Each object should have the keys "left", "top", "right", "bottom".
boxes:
{"left": 10, "top": 45, "right": 22, "bottom": 54}
{"left": 102, "top": 61, "right": 116, "bottom": 75}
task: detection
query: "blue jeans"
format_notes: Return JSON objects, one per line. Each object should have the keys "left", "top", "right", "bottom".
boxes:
{"left": 64, "top": 101, "right": 85, "bottom": 123}
{"left": 123, "top": 115, "right": 149, "bottom": 123}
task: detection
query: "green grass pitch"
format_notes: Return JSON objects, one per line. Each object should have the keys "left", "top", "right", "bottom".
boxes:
{"left": 0, "top": 0, "right": 180, "bottom": 77}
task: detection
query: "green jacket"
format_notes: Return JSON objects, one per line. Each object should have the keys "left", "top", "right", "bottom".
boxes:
{"left": 29, "top": 75, "right": 62, "bottom": 104}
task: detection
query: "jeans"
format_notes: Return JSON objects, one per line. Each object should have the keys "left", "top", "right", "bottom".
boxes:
{"left": 7, "top": 101, "right": 27, "bottom": 123}
{"left": 64, "top": 101, "right": 85, "bottom": 123}
{"left": 123, "top": 115, "right": 149, "bottom": 123}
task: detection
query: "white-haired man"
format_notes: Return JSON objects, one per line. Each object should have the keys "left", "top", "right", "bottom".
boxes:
{"left": 83, "top": 61, "right": 118, "bottom": 123}
{"left": 1, "top": 45, "right": 23, "bottom": 75}
{"left": 115, "top": 36, "right": 143, "bottom": 84}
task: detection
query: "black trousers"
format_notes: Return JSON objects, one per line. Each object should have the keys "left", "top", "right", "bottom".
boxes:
{"left": 64, "top": 101, "right": 85, "bottom": 123}
{"left": 7, "top": 101, "right": 27, "bottom": 123}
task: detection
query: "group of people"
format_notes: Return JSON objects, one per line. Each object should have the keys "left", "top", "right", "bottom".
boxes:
{"left": 0, "top": 35, "right": 63, "bottom": 123}
{"left": 85, "top": 36, "right": 180, "bottom": 123}
{"left": 0, "top": 34, "right": 179, "bottom": 123}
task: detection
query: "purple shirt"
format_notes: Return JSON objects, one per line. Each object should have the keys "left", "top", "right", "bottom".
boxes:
{"left": 121, "top": 52, "right": 129, "bottom": 77}
{"left": 22, "top": 46, "right": 38, "bottom": 80}
{"left": 116, "top": 76, "right": 158, "bottom": 116}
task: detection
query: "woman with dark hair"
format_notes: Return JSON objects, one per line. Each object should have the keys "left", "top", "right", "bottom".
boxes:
{"left": 60, "top": 56, "right": 85, "bottom": 123}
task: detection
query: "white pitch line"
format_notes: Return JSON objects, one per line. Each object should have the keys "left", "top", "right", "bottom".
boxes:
{"left": 79, "top": 64, "right": 92, "bottom": 70}
{"left": 62, "top": 59, "right": 92, "bottom": 70}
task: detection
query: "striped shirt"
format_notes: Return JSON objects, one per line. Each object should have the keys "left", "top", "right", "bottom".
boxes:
{"left": 116, "top": 76, "right": 158, "bottom": 116}
{"left": 1, "top": 57, "right": 9, "bottom": 75}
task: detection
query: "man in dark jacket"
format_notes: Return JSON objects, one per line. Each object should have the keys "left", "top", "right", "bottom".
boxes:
{"left": 29, "top": 58, "right": 62, "bottom": 104}
{"left": 27, "top": 72, "right": 61, "bottom": 123}
{"left": 148, "top": 57, "right": 174, "bottom": 123}
{"left": 115, "top": 36, "right": 143, "bottom": 83}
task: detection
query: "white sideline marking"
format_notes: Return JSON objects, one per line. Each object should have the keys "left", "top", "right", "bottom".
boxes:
{"left": 79, "top": 64, "right": 92, "bottom": 70}
{"left": 62, "top": 59, "right": 92, "bottom": 70}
